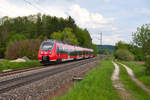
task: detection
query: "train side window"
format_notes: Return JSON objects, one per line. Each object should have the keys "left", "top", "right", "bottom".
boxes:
{"left": 74, "top": 51, "right": 77, "bottom": 56}
{"left": 74, "top": 50, "right": 76, "bottom": 56}
{"left": 82, "top": 51, "right": 83, "bottom": 55}
{"left": 80, "top": 51, "right": 82, "bottom": 55}
{"left": 76, "top": 51, "right": 78, "bottom": 56}
{"left": 78, "top": 51, "right": 80, "bottom": 55}
{"left": 60, "top": 47, "right": 63, "bottom": 53}
{"left": 62, "top": 47, "right": 64, "bottom": 53}
{"left": 64, "top": 49, "right": 68, "bottom": 53}
{"left": 56, "top": 47, "right": 59, "bottom": 54}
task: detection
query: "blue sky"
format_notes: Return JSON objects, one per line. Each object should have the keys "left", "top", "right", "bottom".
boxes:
{"left": 0, "top": 0, "right": 150, "bottom": 45}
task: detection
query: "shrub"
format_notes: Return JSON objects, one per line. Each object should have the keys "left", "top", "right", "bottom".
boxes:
{"left": 114, "top": 49, "right": 134, "bottom": 61}
{"left": 145, "top": 55, "right": 150, "bottom": 75}
{"left": 5, "top": 39, "right": 41, "bottom": 60}
{"left": 0, "top": 48, "right": 5, "bottom": 58}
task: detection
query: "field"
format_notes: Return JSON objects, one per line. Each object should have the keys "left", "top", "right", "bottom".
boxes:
{"left": 121, "top": 61, "right": 150, "bottom": 89}
{"left": 1, "top": 57, "right": 150, "bottom": 100}
{"left": 0, "top": 60, "right": 42, "bottom": 71}
{"left": 52, "top": 57, "right": 120, "bottom": 100}
{"left": 118, "top": 62, "right": 150, "bottom": 100}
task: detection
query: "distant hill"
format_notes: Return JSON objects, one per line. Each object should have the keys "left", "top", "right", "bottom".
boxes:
{"left": 97, "top": 45, "right": 115, "bottom": 51}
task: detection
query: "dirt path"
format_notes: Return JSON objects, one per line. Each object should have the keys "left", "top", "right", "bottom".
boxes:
{"left": 112, "top": 61, "right": 133, "bottom": 100}
{"left": 119, "top": 62, "right": 150, "bottom": 94}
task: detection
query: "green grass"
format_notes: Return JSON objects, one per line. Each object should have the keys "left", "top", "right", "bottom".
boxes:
{"left": 118, "top": 62, "right": 150, "bottom": 100}
{"left": 0, "top": 60, "right": 42, "bottom": 71}
{"left": 121, "top": 61, "right": 150, "bottom": 89}
{"left": 52, "top": 57, "right": 120, "bottom": 100}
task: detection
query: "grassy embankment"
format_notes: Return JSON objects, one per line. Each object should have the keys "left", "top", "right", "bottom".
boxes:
{"left": 52, "top": 57, "right": 120, "bottom": 100}
{"left": 0, "top": 60, "right": 41, "bottom": 71}
{"left": 121, "top": 61, "right": 150, "bottom": 89}
{"left": 117, "top": 62, "right": 150, "bottom": 100}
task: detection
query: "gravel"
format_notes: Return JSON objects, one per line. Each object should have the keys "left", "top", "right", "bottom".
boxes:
{"left": 0, "top": 61, "right": 77, "bottom": 82}
{"left": 0, "top": 60, "right": 99, "bottom": 100}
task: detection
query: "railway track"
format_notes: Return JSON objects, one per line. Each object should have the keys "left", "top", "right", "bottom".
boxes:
{"left": 0, "top": 66, "right": 46, "bottom": 77}
{"left": 0, "top": 61, "right": 65, "bottom": 77}
{"left": 0, "top": 58, "right": 95, "bottom": 77}
{"left": 0, "top": 56, "right": 106, "bottom": 94}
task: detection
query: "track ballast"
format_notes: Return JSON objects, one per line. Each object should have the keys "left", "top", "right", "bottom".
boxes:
{"left": 0, "top": 56, "right": 106, "bottom": 94}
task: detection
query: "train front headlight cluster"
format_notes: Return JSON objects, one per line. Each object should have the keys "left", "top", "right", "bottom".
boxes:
{"left": 41, "top": 51, "right": 44, "bottom": 54}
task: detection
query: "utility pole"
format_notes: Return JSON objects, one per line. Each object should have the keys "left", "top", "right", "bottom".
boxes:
{"left": 99, "top": 32, "right": 102, "bottom": 54}
{"left": 100, "top": 32, "right": 102, "bottom": 46}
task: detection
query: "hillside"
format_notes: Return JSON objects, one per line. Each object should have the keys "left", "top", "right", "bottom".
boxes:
{"left": 97, "top": 45, "right": 115, "bottom": 51}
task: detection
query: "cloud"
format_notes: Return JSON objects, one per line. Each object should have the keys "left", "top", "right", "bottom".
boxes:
{"left": 68, "top": 4, "right": 116, "bottom": 30}
{"left": 0, "top": 1, "right": 116, "bottom": 30}
{"left": 0, "top": 1, "right": 119, "bottom": 45}
{"left": 0, "top": 0, "right": 67, "bottom": 18}
{"left": 0, "top": 0, "right": 43, "bottom": 17}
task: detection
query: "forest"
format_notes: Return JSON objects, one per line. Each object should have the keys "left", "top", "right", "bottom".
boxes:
{"left": 0, "top": 13, "right": 97, "bottom": 59}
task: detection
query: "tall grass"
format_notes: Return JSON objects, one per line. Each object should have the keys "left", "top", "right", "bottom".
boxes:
{"left": 121, "top": 61, "right": 150, "bottom": 89}
{"left": 118, "top": 63, "right": 150, "bottom": 100}
{"left": 0, "top": 60, "right": 41, "bottom": 71}
{"left": 53, "top": 57, "right": 120, "bottom": 100}
{"left": 5, "top": 39, "right": 41, "bottom": 60}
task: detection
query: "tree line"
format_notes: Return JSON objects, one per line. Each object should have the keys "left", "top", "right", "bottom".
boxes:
{"left": 0, "top": 13, "right": 97, "bottom": 59}
{"left": 114, "top": 24, "right": 150, "bottom": 75}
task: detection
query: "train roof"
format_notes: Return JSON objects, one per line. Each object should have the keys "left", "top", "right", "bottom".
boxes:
{"left": 42, "top": 39, "right": 93, "bottom": 51}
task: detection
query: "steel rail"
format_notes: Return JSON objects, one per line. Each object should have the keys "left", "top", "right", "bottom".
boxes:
{"left": 0, "top": 56, "right": 106, "bottom": 94}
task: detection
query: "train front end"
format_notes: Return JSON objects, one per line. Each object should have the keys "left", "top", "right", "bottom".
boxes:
{"left": 38, "top": 40, "right": 57, "bottom": 63}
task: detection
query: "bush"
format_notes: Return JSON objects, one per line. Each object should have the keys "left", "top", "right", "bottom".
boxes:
{"left": 114, "top": 49, "right": 134, "bottom": 61}
{"left": 5, "top": 39, "right": 41, "bottom": 60}
{"left": 0, "top": 60, "right": 42, "bottom": 71}
{"left": 0, "top": 48, "right": 5, "bottom": 58}
{"left": 145, "top": 55, "right": 150, "bottom": 75}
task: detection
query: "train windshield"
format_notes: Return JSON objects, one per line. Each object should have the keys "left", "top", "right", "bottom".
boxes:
{"left": 41, "top": 42, "right": 54, "bottom": 51}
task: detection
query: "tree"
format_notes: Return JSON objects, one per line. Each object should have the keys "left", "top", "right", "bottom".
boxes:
{"left": 91, "top": 44, "right": 98, "bottom": 55}
{"left": 50, "top": 31, "right": 62, "bottom": 41}
{"left": 115, "top": 41, "right": 145, "bottom": 61}
{"left": 0, "top": 27, "right": 8, "bottom": 57}
{"left": 114, "top": 49, "right": 134, "bottom": 61}
{"left": 0, "top": 14, "right": 94, "bottom": 58}
{"left": 133, "top": 24, "right": 150, "bottom": 55}
{"left": 128, "top": 45, "right": 145, "bottom": 61}
{"left": 36, "top": 13, "right": 42, "bottom": 38}
{"left": 5, "top": 39, "right": 41, "bottom": 59}
{"left": 145, "top": 55, "right": 150, "bottom": 75}
{"left": 75, "top": 28, "right": 92, "bottom": 47}
{"left": 7, "top": 34, "right": 27, "bottom": 46}
{"left": 51, "top": 28, "right": 79, "bottom": 45}
{"left": 115, "top": 41, "right": 128, "bottom": 51}
{"left": 133, "top": 24, "right": 150, "bottom": 75}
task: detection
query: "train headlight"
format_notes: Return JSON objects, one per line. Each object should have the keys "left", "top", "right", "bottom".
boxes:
{"left": 41, "top": 51, "right": 43, "bottom": 54}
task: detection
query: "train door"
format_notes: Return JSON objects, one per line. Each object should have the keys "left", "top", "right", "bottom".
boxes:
{"left": 56, "top": 46, "right": 61, "bottom": 62}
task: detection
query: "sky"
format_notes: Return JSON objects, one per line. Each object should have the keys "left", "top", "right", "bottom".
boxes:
{"left": 0, "top": 0, "right": 150, "bottom": 45}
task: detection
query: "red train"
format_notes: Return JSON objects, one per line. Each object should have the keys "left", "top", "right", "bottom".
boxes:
{"left": 38, "top": 39, "right": 94, "bottom": 63}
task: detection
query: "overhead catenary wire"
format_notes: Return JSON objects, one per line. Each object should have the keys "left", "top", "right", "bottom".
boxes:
{"left": 23, "top": 0, "right": 48, "bottom": 14}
